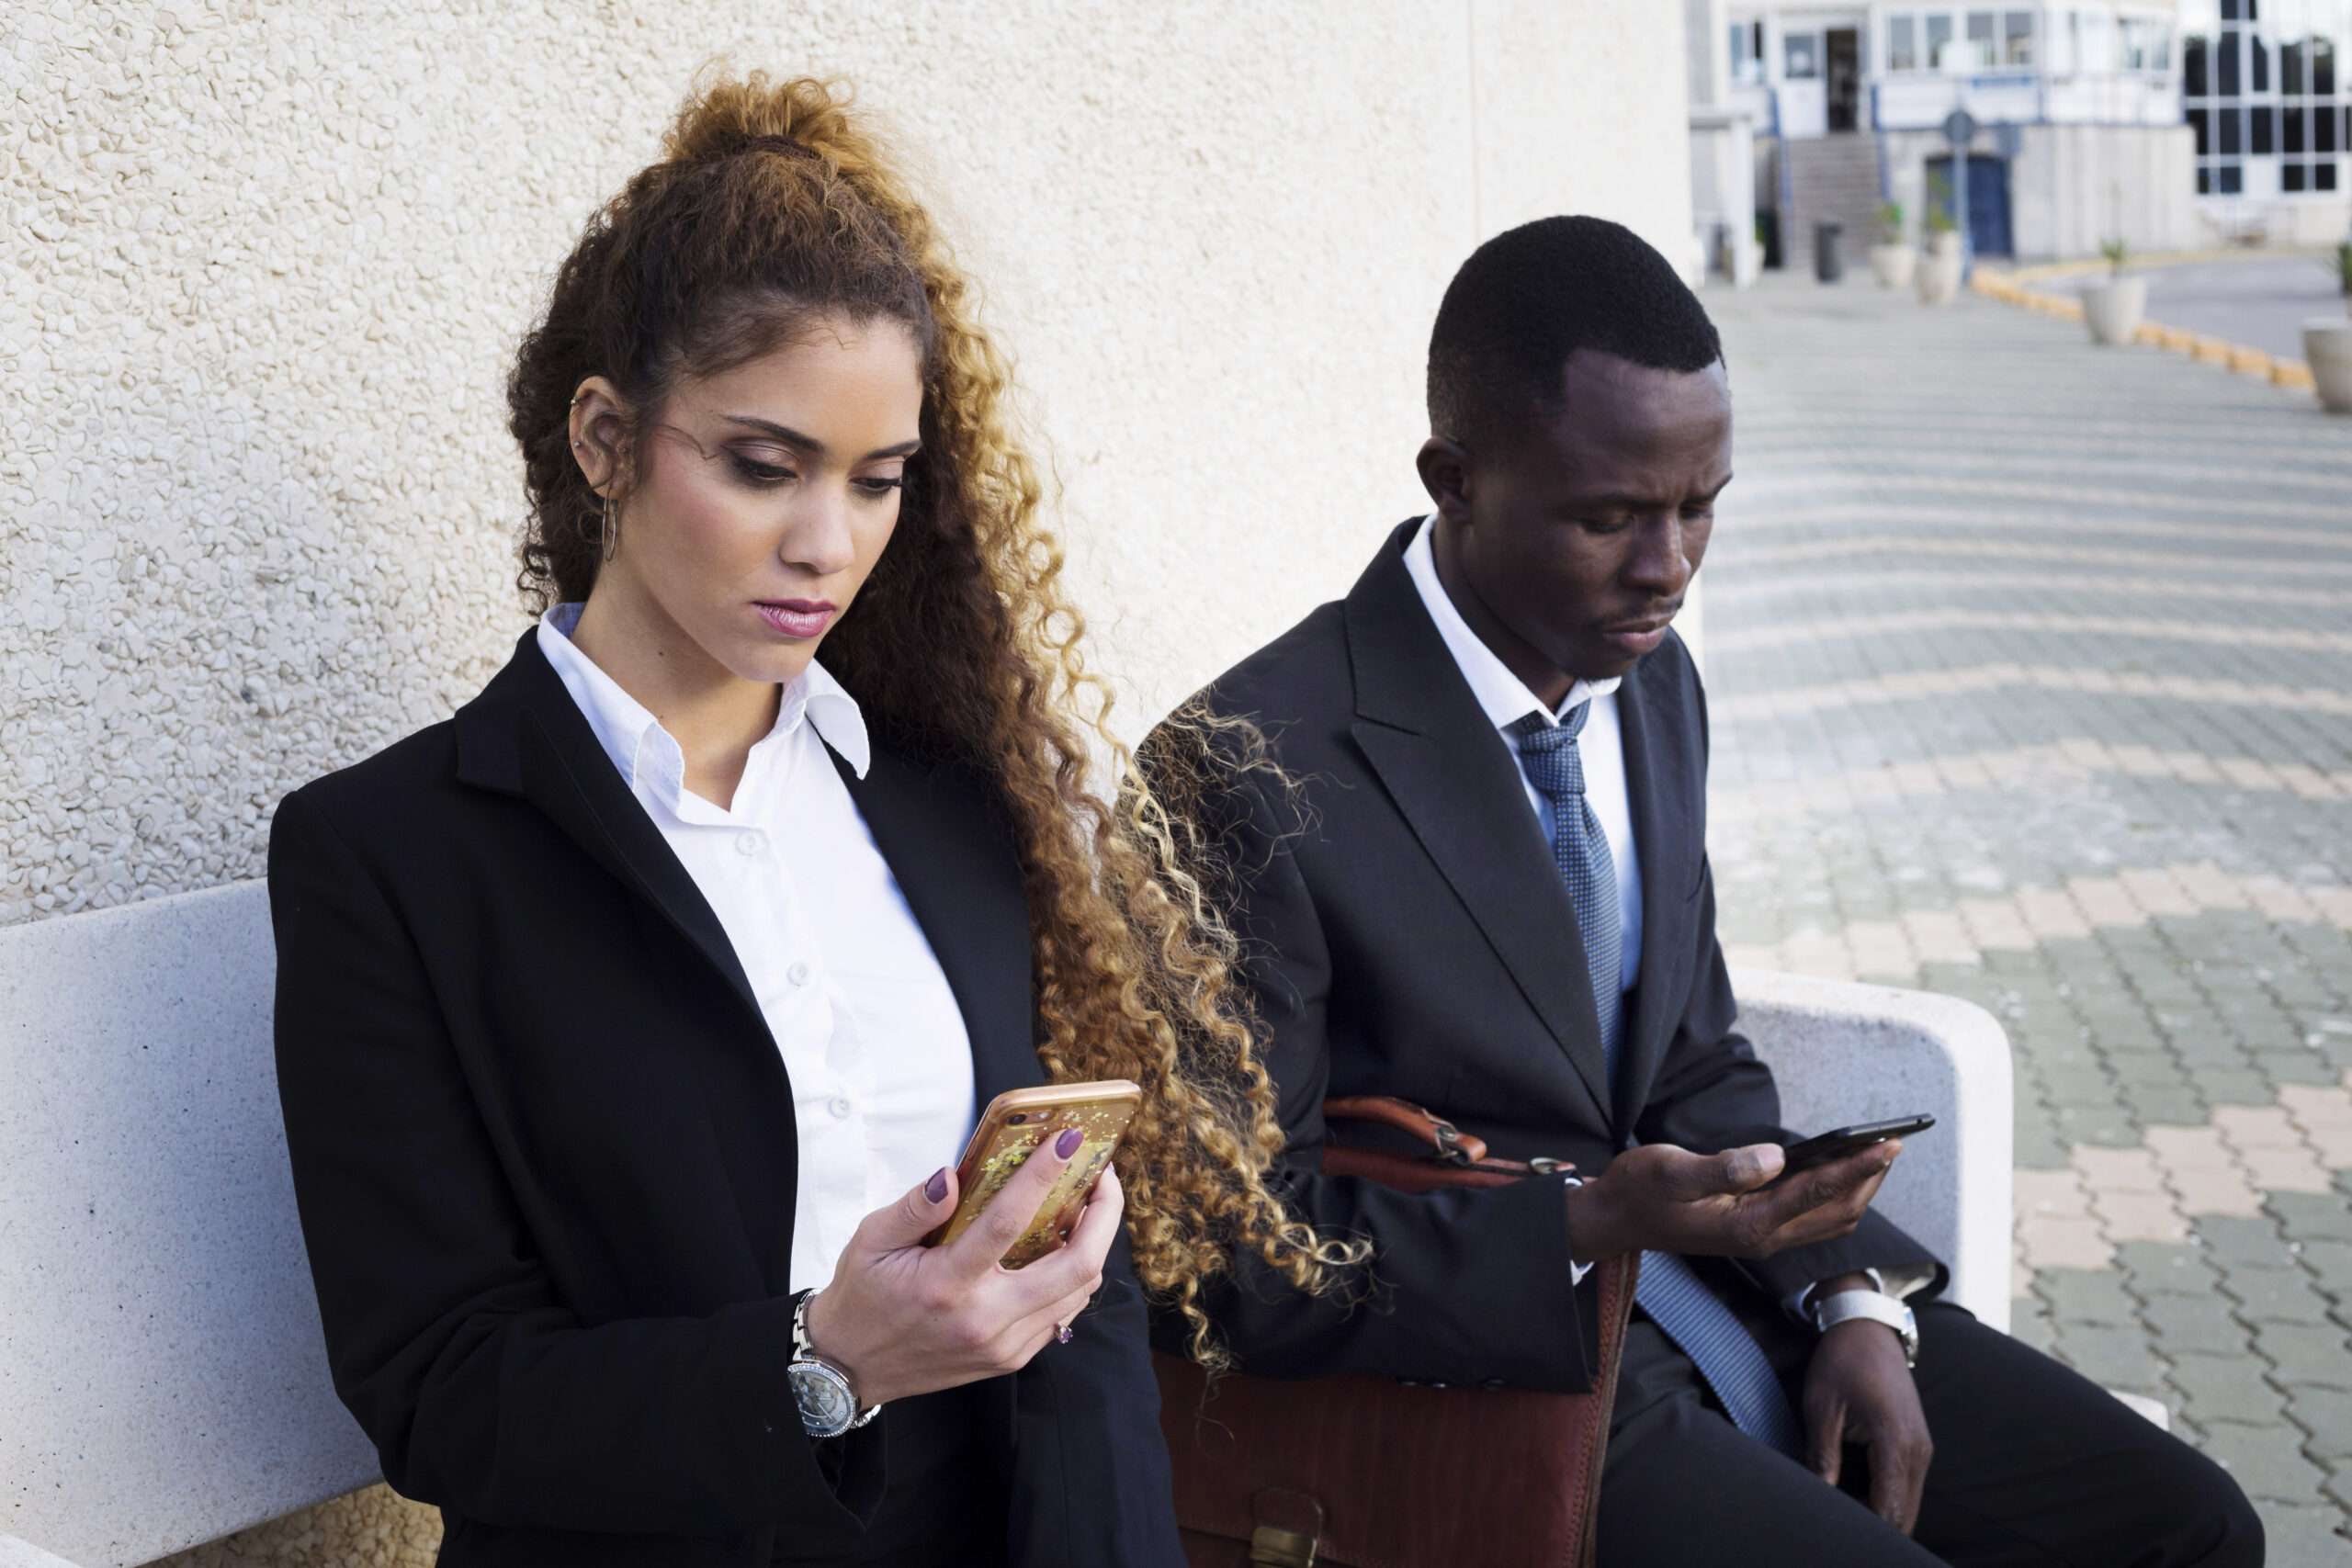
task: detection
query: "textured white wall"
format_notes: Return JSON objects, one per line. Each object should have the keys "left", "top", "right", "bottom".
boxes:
{"left": 6, "top": 2, "right": 1690, "bottom": 1560}
{"left": 5, "top": 0, "right": 1692, "bottom": 932}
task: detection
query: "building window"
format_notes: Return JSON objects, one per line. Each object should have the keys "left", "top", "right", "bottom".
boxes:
{"left": 1966, "top": 10, "right": 1997, "bottom": 68}
{"left": 2186, "top": 6, "right": 2349, "bottom": 205}
{"left": 2003, "top": 9, "right": 2035, "bottom": 67}
{"left": 1730, "top": 19, "right": 1764, "bottom": 85}
{"left": 1888, "top": 15, "right": 1919, "bottom": 73}
{"left": 1927, "top": 15, "right": 1957, "bottom": 69}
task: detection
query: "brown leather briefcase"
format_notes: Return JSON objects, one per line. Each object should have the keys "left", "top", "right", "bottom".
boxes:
{"left": 1155, "top": 1098, "right": 1638, "bottom": 1568}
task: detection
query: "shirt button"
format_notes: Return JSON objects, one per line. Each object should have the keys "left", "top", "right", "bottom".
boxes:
{"left": 786, "top": 961, "right": 811, "bottom": 987}
{"left": 826, "top": 1095, "right": 854, "bottom": 1120}
{"left": 734, "top": 831, "right": 762, "bottom": 856}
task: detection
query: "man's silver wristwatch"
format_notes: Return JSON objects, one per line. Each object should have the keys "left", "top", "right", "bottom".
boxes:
{"left": 787, "top": 1290, "right": 881, "bottom": 1438}
{"left": 1811, "top": 1288, "right": 1919, "bottom": 1368}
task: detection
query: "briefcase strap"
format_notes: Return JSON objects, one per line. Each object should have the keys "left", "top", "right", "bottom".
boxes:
{"left": 1323, "top": 1094, "right": 1576, "bottom": 1178}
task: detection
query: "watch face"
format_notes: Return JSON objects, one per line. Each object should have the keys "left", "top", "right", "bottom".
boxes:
{"left": 790, "top": 1360, "right": 855, "bottom": 1435}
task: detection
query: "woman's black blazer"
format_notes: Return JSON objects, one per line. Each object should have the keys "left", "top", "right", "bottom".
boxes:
{"left": 266, "top": 625, "right": 1182, "bottom": 1567}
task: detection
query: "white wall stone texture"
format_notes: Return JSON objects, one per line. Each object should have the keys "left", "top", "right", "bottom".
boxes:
{"left": 6, "top": 3, "right": 1692, "bottom": 1561}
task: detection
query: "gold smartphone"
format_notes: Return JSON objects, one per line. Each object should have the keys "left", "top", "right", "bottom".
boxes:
{"left": 924, "top": 1079, "right": 1141, "bottom": 1268}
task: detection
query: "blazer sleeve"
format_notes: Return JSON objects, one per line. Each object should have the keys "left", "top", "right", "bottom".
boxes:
{"left": 266, "top": 785, "right": 888, "bottom": 1545}
{"left": 1009, "top": 1229, "right": 1184, "bottom": 1568}
{"left": 1633, "top": 657, "right": 1950, "bottom": 1306}
{"left": 1138, "top": 737, "right": 1596, "bottom": 1394}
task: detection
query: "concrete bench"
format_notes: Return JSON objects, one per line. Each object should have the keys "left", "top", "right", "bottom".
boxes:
{"left": 0, "top": 884, "right": 2026, "bottom": 1565}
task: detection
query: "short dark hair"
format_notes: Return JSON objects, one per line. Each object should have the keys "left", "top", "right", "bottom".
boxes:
{"left": 1426, "top": 215, "right": 1723, "bottom": 451}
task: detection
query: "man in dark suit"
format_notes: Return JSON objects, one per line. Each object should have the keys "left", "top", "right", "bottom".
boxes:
{"left": 1147, "top": 217, "right": 2262, "bottom": 1564}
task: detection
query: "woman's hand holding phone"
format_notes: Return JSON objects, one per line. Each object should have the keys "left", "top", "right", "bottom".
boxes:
{"left": 1564, "top": 1138, "right": 1901, "bottom": 1261}
{"left": 799, "top": 1128, "right": 1122, "bottom": 1408}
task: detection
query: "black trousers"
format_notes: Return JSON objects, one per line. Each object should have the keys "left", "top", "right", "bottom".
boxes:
{"left": 1598, "top": 1301, "right": 2265, "bottom": 1566}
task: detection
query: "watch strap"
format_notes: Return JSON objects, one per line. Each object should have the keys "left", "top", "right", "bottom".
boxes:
{"left": 1813, "top": 1289, "right": 1918, "bottom": 1367}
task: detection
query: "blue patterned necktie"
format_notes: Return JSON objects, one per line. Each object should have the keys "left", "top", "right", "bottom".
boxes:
{"left": 1512, "top": 708, "right": 1805, "bottom": 1458}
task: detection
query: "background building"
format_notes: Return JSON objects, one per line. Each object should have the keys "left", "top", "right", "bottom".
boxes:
{"left": 1691, "top": 0, "right": 1771, "bottom": 284}
{"left": 2180, "top": 0, "right": 2352, "bottom": 243}
{"left": 1723, "top": 3, "right": 2203, "bottom": 262}
{"left": 4, "top": 3, "right": 1699, "bottom": 1562}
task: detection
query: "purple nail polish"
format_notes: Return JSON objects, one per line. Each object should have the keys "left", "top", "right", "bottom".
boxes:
{"left": 924, "top": 1167, "right": 949, "bottom": 1203}
{"left": 1054, "top": 1127, "right": 1084, "bottom": 1160}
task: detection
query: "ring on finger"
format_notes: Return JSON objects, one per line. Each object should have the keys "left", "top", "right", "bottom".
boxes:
{"left": 1054, "top": 1318, "right": 1075, "bottom": 1345}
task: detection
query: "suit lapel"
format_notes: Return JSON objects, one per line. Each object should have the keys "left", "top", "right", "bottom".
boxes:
{"left": 456, "top": 628, "right": 766, "bottom": 1031}
{"left": 456, "top": 626, "right": 1040, "bottom": 1105}
{"left": 831, "top": 746, "right": 1041, "bottom": 1105}
{"left": 1342, "top": 527, "right": 1614, "bottom": 1127}
{"left": 1611, "top": 655, "right": 1699, "bottom": 1132}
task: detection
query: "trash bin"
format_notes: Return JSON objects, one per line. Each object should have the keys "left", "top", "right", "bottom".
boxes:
{"left": 1814, "top": 220, "right": 1845, "bottom": 283}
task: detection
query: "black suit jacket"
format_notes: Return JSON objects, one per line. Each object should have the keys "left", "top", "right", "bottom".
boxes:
{"left": 1143, "top": 521, "right": 1944, "bottom": 1401}
{"left": 266, "top": 625, "right": 1182, "bottom": 1567}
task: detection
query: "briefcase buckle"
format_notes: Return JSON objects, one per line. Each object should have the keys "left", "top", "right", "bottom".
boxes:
{"left": 1249, "top": 1524, "right": 1317, "bottom": 1567}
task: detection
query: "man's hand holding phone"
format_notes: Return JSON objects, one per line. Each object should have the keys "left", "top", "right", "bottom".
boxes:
{"left": 1564, "top": 1137, "right": 1901, "bottom": 1261}
{"left": 800, "top": 1128, "right": 1122, "bottom": 1409}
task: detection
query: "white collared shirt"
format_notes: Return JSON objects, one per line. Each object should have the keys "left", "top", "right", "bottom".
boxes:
{"left": 1401, "top": 513, "right": 1642, "bottom": 993}
{"left": 536, "top": 602, "right": 975, "bottom": 1294}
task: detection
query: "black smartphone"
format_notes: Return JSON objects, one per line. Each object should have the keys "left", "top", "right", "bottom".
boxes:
{"left": 1766, "top": 1114, "right": 1934, "bottom": 1186}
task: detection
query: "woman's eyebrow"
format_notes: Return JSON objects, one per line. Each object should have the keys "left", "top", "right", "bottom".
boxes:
{"left": 720, "top": 413, "right": 921, "bottom": 460}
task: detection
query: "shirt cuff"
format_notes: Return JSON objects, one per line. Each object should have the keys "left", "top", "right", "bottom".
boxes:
{"left": 1569, "top": 1255, "right": 1594, "bottom": 1287}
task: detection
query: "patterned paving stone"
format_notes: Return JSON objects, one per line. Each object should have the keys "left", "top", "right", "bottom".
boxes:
{"left": 2225, "top": 1266, "right": 2341, "bottom": 1326}
{"left": 1709, "top": 279, "right": 2352, "bottom": 1548}
{"left": 2039, "top": 1266, "right": 2143, "bottom": 1328}
{"left": 2141, "top": 1292, "right": 2259, "bottom": 1357}
{"left": 2255, "top": 1322, "right": 2352, "bottom": 1390}
{"left": 2257, "top": 1502, "right": 2352, "bottom": 1568}
{"left": 2289, "top": 1385, "right": 2352, "bottom": 1459}
{"left": 2199, "top": 1419, "right": 2334, "bottom": 1505}
{"left": 2169, "top": 1353, "right": 2289, "bottom": 1427}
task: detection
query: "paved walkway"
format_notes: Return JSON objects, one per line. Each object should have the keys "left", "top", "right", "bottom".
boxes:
{"left": 1705, "top": 274, "right": 2352, "bottom": 1563}
{"left": 2051, "top": 252, "right": 2350, "bottom": 363}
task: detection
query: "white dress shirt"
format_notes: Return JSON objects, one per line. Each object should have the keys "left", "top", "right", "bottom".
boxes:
{"left": 536, "top": 602, "right": 976, "bottom": 1294}
{"left": 1403, "top": 517, "right": 1922, "bottom": 1321}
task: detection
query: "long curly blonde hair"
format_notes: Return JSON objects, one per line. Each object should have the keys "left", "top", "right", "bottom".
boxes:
{"left": 503, "top": 66, "right": 1357, "bottom": 1361}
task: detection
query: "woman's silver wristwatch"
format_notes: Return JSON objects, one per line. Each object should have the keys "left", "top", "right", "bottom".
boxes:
{"left": 787, "top": 1290, "right": 882, "bottom": 1438}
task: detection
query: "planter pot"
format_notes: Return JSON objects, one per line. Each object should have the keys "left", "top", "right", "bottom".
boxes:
{"left": 1869, "top": 243, "right": 1917, "bottom": 288}
{"left": 2305, "top": 318, "right": 2352, "bottom": 414}
{"left": 2083, "top": 276, "right": 2148, "bottom": 345}
{"left": 1917, "top": 241, "right": 1962, "bottom": 305}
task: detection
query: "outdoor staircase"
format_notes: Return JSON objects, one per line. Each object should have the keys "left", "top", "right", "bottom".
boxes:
{"left": 1781, "top": 132, "right": 1886, "bottom": 268}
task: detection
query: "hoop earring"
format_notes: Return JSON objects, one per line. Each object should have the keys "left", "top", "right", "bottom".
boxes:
{"left": 600, "top": 490, "right": 619, "bottom": 562}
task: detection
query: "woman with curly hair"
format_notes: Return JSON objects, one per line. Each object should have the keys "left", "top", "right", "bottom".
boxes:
{"left": 266, "top": 68, "right": 1346, "bottom": 1568}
